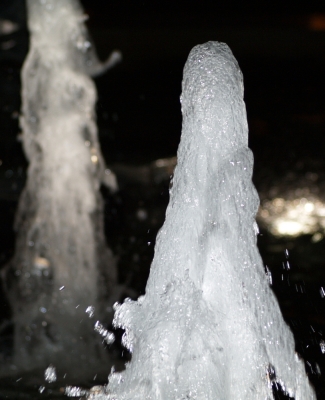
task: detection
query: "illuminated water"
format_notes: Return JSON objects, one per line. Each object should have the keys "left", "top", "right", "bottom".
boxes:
{"left": 80, "top": 42, "right": 315, "bottom": 399}
{"left": 1, "top": 4, "right": 325, "bottom": 398}
{"left": 0, "top": 0, "right": 121, "bottom": 386}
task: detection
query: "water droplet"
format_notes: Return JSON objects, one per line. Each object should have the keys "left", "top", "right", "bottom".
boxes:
{"left": 44, "top": 365, "right": 57, "bottom": 383}
{"left": 265, "top": 265, "right": 272, "bottom": 285}
{"left": 94, "top": 321, "right": 115, "bottom": 344}
{"left": 320, "top": 340, "right": 325, "bottom": 353}
{"left": 86, "top": 306, "right": 95, "bottom": 318}
{"left": 65, "top": 386, "right": 88, "bottom": 397}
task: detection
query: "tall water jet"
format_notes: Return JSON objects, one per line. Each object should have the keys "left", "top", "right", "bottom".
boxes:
{"left": 93, "top": 42, "right": 315, "bottom": 399}
{"left": 1, "top": 0, "right": 120, "bottom": 379}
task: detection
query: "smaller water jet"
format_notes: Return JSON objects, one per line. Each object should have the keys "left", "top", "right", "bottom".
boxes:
{"left": 1, "top": 0, "right": 121, "bottom": 381}
{"left": 86, "top": 42, "right": 315, "bottom": 399}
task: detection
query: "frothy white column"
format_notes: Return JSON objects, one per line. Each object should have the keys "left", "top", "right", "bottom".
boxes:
{"left": 104, "top": 42, "right": 315, "bottom": 400}
{"left": 2, "top": 0, "right": 117, "bottom": 378}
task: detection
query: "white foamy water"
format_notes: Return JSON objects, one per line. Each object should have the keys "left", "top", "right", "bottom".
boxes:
{"left": 1, "top": 0, "right": 119, "bottom": 378}
{"left": 93, "top": 42, "right": 315, "bottom": 399}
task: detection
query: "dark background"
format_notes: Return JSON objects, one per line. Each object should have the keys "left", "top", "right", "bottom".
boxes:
{"left": 1, "top": 0, "right": 325, "bottom": 398}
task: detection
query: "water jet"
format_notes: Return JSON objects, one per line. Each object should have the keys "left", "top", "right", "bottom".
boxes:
{"left": 88, "top": 42, "right": 315, "bottom": 399}
{"left": 1, "top": 0, "right": 120, "bottom": 381}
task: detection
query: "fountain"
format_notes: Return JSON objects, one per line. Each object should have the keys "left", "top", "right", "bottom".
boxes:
{"left": 83, "top": 42, "right": 315, "bottom": 399}
{"left": 1, "top": 0, "right": 121, "bottom": 381}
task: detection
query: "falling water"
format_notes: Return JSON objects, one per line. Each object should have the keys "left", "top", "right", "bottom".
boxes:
{"left": 86, "top": 42, "right": 315, "bottom": 399}
{"left": 1, "top": 0, "right": 120, "bottom": 380}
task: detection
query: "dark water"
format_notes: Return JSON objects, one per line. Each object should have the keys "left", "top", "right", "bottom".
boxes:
{"left": 1, "top": 1, "right": 325, "bottom": 398}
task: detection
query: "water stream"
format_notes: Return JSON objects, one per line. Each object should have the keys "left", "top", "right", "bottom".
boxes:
{"left": 79, "top": 42, "right": 315, "bottom": 399}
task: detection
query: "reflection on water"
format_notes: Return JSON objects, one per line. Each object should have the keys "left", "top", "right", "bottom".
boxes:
{"left": 258, "top": 195, "right": 325, "bottom": 238}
